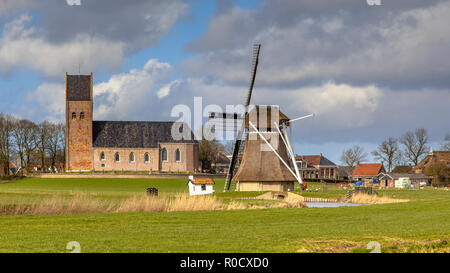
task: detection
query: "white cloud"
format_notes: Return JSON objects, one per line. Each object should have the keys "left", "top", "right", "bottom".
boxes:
{"left": 0, "top": 14, "right": 125, "bottom": 77}
{"left": 93, "top": 59, "right": 173, "bottom": 120}
{"left": 23, "top": 82, "right": 65, "bottom": 122}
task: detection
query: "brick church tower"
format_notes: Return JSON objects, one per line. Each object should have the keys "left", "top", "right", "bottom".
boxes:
{"left": 65, "top": 73, "right": 93, "bottom": 171}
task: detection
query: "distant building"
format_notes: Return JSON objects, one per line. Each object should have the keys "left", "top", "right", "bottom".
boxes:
{"left": 352, "top": 163, "right": 386, "bottom": 181}
{"left": 413, "top": 150, "right": 450, "bottom": 174}
{"left": 0, "top": 162, "right": 16, "bottom": 176}
{"left": 377, "top": 172, "right": 430, "bottom": 188}
{"left": 295, "top": 154, "right": 338, "bottom": 179}
{"left": 391, "top": 165, "right": 413, "bottom": 173}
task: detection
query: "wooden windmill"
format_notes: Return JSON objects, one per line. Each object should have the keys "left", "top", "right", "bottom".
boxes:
{"left": 209, "top": 44, "right": 314, "bottom": 191}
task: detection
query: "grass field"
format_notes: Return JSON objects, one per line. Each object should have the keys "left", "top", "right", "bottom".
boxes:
{"left": 0, "top": 177, "right": 449, "bottom": 253}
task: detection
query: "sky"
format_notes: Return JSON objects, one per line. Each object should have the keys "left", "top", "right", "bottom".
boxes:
{"left": 0, "top": 0, "right": 449, "bottom": 164}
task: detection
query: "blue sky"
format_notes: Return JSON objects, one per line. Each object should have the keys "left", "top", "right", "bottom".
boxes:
{"left": 0, "top": 0, "right": 449, "bottom": 164}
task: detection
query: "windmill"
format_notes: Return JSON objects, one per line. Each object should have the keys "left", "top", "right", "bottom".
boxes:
{"left": 209, "top": 44, "right": 314, "bottom": 191}
{"left": 231, "top": 106, "right": 314, "bottom": 191}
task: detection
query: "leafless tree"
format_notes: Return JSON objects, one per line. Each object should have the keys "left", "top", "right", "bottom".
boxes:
{"left": 400, "top": 128, "right": 429, "bottom": 166}
{"left": 340, "top": 145, "right": 368, "bottom": 171}
{"left": 441, "top": 133, "right": 450, "bottom": 151}
{"left": 372, "top": 137, "right": 403, "bottom": 172}
{"left": 0, "top": 114, "right": 16, "bottom": 175}
{"left": 46, "top": 122, "right": 65, "bottom": 172}
{"left": 222, "top": 141, "right": 234, "bottom": 155}
{"left": 12, "top": 119, "right": 37, "bottom": 173}
{"left": 36, "top": 121, "right": 51, "bottom": 172}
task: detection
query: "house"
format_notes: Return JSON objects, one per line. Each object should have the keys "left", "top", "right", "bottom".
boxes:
{"left": 377, "top": 172, "right": 430, "bottom": 188}
{"left": 0, "top": 162, "right": 16, "bottom": 176}
{"left": 352, "top": 163, "right": 385, "bottom": 181}
{"left": 187, "top": 176, "right": 215, "bottom": 195}
{"left": 65, "top": 73, "right": 199, "bottom": 172}
{"left": 413, "top": 150, "right": 450, "bottom": 174}
{"left": 336, "top": 166, "right": 352, "bottom": 180}
{"left": 295, "top": 154, "right": 338, "bottom": 179}
{"left": 392, "top": 165, "right": 413, "bottom": 173}
{"left": 211, "top": 152, "right": 230, "bottom": 174}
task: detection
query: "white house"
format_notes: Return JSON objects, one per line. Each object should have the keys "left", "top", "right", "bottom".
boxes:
{"left": 187, "top": 176, "right": 215, "bottom": 196}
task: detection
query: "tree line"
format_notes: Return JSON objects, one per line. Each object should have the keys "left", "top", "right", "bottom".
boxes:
{"left": 0, "top": 113, "right": 65, "bottom": 175}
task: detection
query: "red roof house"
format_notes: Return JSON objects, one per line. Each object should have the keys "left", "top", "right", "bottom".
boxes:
{"left": 352, "top": 163, "right": 385, "bottom": 180}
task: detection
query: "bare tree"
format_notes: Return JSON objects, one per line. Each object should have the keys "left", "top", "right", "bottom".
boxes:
{"left": 441, "top": 133, "right": 450, "bottom": 151}
{"left": 0, "top": 114, "right": 15, "bottom": 175}
{"left": 12, "top": 119, "right": 37, "bottom": 173}
{"left": 340, "top": 145, "right": 368, "bottom": 171}
{"left": 372, "top": 137, "right": 403, "bottom": 172}
{"left": 47, "top": 122, "right": 65, "bottom": 173}
{"left": 400, "top": 128, "right": 429, "bottom": 166}
{"left": 223, "top": 140, "right": 234, "bottom": 155}
{"left": 36, "top": 121, "right": 51, "bottom": 172}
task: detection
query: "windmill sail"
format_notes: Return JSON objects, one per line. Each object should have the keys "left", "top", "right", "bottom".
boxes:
{"left": 224, "top": 44, "right": 261, "bottom": 191}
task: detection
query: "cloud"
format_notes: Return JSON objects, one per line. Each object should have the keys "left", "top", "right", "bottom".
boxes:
{"left": 93, "top": 59, "right": 174, "bottom": 121}
{"left": 0, "top": 0, "right": 188, "bottom": 77}
{"left": 0, "top": 14, "right": 125, "bottom": 77}
{"left": 183, "top": 0, "right": 450, "bottom": 89}
{"left": 23, "top": 82, "right": 65, "bottom": 122}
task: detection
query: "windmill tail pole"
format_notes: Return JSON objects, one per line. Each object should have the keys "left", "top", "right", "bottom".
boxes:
{"left": 275, "top": 122, "right": 302, "bottom": 185}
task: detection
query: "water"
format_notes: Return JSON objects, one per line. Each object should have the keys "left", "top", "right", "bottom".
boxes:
{"left": 306, "top": 202, "right": 363, "bottom": 208}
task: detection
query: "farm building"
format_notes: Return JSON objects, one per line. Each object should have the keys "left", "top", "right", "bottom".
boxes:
{"left": 377, "top": 172, "right": 430, "bottom": 188}
{"left": 187, "top": 176, "right": 215, "bottom": 195}
{"left": 413, "top": 150, "right": 450, "bottom": 174}
{"left": 352, "top": 163, "right": 385, "bottom": 181}
{"left": 295, "top": 154, "right": 338, "bottom": 179}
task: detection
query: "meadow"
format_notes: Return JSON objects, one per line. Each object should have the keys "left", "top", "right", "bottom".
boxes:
{"left": 0, "top": 177, "right": 448, "bottom": 253}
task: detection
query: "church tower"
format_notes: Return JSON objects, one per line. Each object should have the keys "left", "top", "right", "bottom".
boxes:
{"left": 65, "top": 73, "right": 93, "bottom": 171}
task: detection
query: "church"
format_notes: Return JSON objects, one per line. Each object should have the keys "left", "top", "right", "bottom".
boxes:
{"left": 65, "top": 73, "right": 199, "bottom": 172}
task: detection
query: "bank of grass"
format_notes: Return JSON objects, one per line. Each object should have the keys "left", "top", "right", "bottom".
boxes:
{"left": 0, "top": 178, "right": 448, "bottom": 252}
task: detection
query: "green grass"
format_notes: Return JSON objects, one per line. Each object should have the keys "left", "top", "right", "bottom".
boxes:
{"left": 0, "top": 178, "right": 449, "bottom": 253}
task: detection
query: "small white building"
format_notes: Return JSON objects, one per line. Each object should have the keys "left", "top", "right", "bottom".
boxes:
{"left": 187, "top": 176, "right": 215, "bottom": 196}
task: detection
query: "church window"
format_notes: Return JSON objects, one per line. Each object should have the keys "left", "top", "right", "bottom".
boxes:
{"left": 80, "top": 112, "right": 85, "bottom": 119}
{"left": 161, "top": 148, "right": 168, "bottom": 161}
{"left": 72, "top": 112, "right": 76, "bottom": 119}
{"left": 144, "top": 153, "right": 150, "bottom": 163}
{"left": 115, "top": 153, "right": 120, "bottom": 162}
{"left": 129, "top": 152, "right": 135, "bottom": 163}
{"left": 100, "top": 152, "right": 105, "bottom": 161}
{"left": 175, "top": 149, "right": 181, "bottom": 162}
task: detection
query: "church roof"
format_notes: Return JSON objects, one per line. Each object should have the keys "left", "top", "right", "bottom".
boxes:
{"left": 67, "top": 74, "right": 91, "bottom": 101}
{"left": 92, "top": 121, "right": 197, "bottom": 148}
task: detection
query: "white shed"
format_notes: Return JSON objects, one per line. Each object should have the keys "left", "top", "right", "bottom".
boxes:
{"left": 187, "top": 176, "right": 215, "bottom": 196}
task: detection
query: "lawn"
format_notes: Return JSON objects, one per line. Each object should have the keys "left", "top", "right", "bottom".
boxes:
{"left": 0, "top": 177, "right": 449, "bottom": 253}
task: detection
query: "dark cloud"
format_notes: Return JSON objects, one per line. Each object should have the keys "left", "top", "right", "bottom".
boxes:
{"left": 184, "top": 0, "right": 450, "bottom": 90}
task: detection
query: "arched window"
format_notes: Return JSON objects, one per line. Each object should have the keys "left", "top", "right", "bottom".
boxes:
{"left": 175, "top": 149, "right": 181, "bottom": 162}
{"left": 115, "top": 153, "right": 120, "bottom": 163}
{"left": 129, "top": 152, "right": 135, "bottom": 163}
{"left": 161, "top": 148, "right": 168, "bottom": 161}
{"left": 72, "top": 112, "right": 76, "bottom": 119}
{"left": 100, "top": 152, "right": 105, "bottom": 161}
{"left": 80, "top": 112, "right": 85, "bottom": 119}
{"left": 144, "top": 153, "right": 150, "bottom": 163}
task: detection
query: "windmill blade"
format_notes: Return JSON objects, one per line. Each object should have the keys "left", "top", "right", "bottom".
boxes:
{"left": 224, "top": 44, "right": 261, "bottom": 191}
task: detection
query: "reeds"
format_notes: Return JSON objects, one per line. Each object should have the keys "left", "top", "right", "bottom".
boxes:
{"left": 0, "top": 193, "right": 260, "bottom": 216}
{"left": 346, "top": 192, "right": 409, "bottom": 204}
